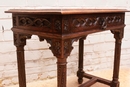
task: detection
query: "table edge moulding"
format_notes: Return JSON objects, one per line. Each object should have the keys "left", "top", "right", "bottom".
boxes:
{"left": 5, "top": 9, "right": 130, "bottom": 87}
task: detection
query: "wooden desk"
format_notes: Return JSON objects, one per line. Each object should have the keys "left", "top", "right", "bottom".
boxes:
{"left": 5, "top": 9, "right": 129, "bottom": 87}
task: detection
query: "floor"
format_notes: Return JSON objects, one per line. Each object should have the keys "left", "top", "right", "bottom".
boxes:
{"left": 7, "top": 67, "right": 130, "bottom": 87}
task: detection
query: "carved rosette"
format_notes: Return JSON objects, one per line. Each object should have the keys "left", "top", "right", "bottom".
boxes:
{"left": 14, "top": 33, "right": 32, "bottom": 47}
{"left": 72, "top": 15, "right": 123, "bottom": 30}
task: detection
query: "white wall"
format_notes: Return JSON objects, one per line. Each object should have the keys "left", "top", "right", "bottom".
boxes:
{"left": 0, "top": 0, "right": 130, "bottom": 86}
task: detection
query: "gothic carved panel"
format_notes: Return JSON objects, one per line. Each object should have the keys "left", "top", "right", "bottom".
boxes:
{"left": 12, "top": 15, "right": 52, "bottom": 28}
{"left": 12, "top": 14, "right": 124, "bottom": 35}
{"left": 13, "top": 15, "right": 64, "bottom": 33}
{"left": 72, "top": 15, "right": 123, "bottom": 30}
{"left": 18, "top": 16, "right": 51, "bottom": 28}
{"left": 55, "top": 20, "right": 61, "bottom": 31}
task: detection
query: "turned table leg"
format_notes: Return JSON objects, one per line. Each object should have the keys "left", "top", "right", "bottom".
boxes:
{"left": 111, "top": 29, "right": 124, "bottom": 87}
{"left": 77, "top": 38, "right": 85, "bottom": 84}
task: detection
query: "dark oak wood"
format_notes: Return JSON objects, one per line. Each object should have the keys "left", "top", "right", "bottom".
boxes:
{"left": 77, "top": 37, "right": 86, "bottom": 84}
{"left": 5, "top": 9, "right": 129, "bottom": 87}
{"left": 13, "top": 33, "right": 31, "bottom": 87}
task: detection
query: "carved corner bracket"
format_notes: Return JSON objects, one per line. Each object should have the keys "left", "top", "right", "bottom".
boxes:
{"left": 14, "top": 33, "right": 32, "bottom": 47}
{"left": 38, "top": 36, "right": 85, "bottom": 58}
{"left": 111, "top": 29, "right": 124, "bottom": 40}
{"left": 111, "top": 29, "right": 124, "bottom": 45}
{"left": 46, "top": 39, "right": 73, "bottom": 58}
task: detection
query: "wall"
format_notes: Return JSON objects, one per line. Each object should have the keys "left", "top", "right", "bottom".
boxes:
{"left": 0, "top": 0, "right": 130, "bottom": 86}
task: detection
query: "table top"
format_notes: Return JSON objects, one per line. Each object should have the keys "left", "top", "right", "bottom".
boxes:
{"left": 5, "top": 9, "right": 129, "bottom": 15}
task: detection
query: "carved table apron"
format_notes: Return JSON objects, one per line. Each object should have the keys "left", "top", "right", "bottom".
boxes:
{"left": 5, "top": 9, "right": 129, "bottom": 87}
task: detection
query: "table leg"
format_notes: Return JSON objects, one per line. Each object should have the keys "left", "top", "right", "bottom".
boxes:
{"left": 77, "top": 38, "right": 85, "bottom": 84}
{"left": 57, "top": 59, "right": 67, "bottom": 87}
{"left": 111, "top": 29, "right": 124, "bottom": 87}
{"left": 45, "top": 38, "right": 75, "bottom": 87}
{"left": 13, "top": 33, "right": 31, "bottom": 87}
{"left": 16, "top": 46, "right": 26, "bottom": 87}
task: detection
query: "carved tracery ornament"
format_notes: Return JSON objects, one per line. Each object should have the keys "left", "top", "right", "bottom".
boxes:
{"left": 18, "top": 16, "right": 51, "bottom": 28}
{"left": 45, "top": 39, "right": 73, "bottom": 58}
{"left": 72, "top": 15, "right": 123, "bottom": 30}
{"left": 55, "top": 20, "right": 61, "bottom": 31}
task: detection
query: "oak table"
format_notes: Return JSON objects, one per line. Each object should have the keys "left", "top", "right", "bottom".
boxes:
{"left": 5, "top": 9, "right": 129, "bottom": 87}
